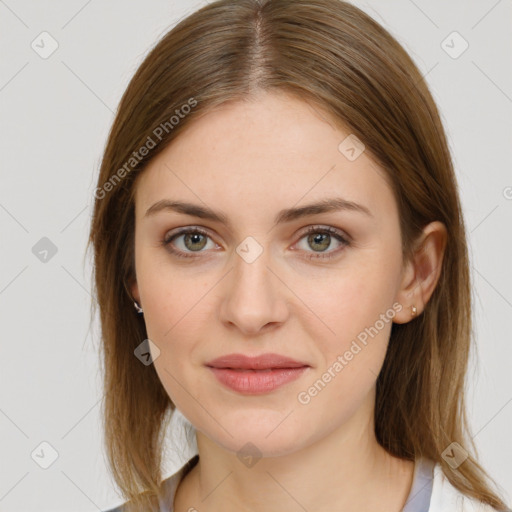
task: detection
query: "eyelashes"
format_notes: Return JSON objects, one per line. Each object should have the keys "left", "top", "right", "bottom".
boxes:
{"left": 161, "top": 225, "right": 351, "bottom": 261}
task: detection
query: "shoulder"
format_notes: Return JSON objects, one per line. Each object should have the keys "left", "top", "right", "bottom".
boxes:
{"left": 102, "top": 454, "right": 200, "bottom": 512}
{"left": 429, "top": 463, "right": 507, "bottom": 512}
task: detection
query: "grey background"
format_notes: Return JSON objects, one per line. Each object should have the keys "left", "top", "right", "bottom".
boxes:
{"left": 0, "top": 0, "right": 511, "bottom": 510}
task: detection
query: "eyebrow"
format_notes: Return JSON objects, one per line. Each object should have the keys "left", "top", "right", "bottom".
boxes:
{"left": 144, "top": 197, "right": 373, "bottom": 227}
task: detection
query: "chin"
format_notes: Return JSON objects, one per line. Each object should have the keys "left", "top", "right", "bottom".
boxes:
{"left": 194, "top": 411, "right": 315, "bottom": 459}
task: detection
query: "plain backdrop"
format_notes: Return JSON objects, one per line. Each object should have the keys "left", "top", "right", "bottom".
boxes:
{"left": 0, "top": 0, "right": 511, "bottom": 510}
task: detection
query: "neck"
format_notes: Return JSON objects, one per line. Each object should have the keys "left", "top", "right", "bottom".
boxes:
{"left": 174, "top": 392, "right": 414, "bottom": 512}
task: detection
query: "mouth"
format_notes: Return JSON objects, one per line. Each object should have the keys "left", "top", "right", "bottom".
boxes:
{"left": 205, "top": 352, "right": 309, "bottom": 370}
{"left": 205, "top": 353, "right": 310, "bottom": 394}
{"left": 207, "top": 367, "right": 309, "bottom": 394}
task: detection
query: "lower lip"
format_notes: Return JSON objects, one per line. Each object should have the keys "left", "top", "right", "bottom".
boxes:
{"left": 207, "top": 366, "right": 309, "bottom": 394}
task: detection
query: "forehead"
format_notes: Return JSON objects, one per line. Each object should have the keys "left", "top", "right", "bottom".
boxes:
{"left": 134, "top": 92, "right": 397, "bottom": 225}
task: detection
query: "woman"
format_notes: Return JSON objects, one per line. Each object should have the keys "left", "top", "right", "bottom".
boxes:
{"left": 88, "top": 1, "right": 510, "bottom": 511}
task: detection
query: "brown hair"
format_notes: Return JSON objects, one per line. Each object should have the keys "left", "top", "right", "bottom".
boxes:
{"left": 87, "top": 0, "right": 509, "bottom": 510}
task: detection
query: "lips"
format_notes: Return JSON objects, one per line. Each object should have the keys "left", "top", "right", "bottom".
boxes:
{"left": 205, "top": 353, "right": 309, "bottom": 370}
{"left": 205, "top": 353, "right": 310, "bottom": 394}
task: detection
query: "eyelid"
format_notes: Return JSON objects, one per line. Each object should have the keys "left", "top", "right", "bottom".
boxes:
{"left": 296, "top": 224, "right": 352, "bottom": 243}
{"left": 163, "top": 225, "right": 212, "bottom": 244}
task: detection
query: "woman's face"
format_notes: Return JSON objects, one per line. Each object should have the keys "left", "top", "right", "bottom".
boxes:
{"left": 131, "top": 91, "right": 409, "bottom": 457}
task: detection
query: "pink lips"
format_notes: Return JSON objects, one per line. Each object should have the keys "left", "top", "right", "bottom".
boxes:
{"left": 205, "top": 353, "right": 310, "bottom": 394}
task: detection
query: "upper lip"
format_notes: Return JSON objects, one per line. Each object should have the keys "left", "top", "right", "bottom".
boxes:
{"left": 206, "top": 353, "right": 310, "bottom": 370}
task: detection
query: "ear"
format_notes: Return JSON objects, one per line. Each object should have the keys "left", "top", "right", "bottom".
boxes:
{"left": 128, "top": 276, "right": 140, "bottom": 304}
{"left": 393, "top": 221, "right": 447, "bottom": 324}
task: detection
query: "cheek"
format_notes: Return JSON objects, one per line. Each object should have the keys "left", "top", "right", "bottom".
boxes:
{"left": 293, "top": 275, "right": 396, "bottom": 425}
{"left": 136, "top": 251, "right": 209, "bottom": 339}
{"left": 137, "top": 261, "right": 214, "bottom": 396}
{"left": 292, "top": 251, "right": 402, "bottom": 407}
{"left": 299, "top": 259, "right": 399, "bottom": 348}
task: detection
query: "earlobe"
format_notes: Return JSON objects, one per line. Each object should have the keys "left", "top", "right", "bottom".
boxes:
{"left": 393, "top": 221, "right": 447, "bottom": 324}
{"left": 131, "top": 281, "right": 140, "bottom": 303}
{"left": 392, "top": 257, "right": 419, "bottom": 324}
{"left": 125, "top": 276, "right": 140, "bottom": 304}
{"left": 128, "top": 279, "right": 144, "bottom": 314}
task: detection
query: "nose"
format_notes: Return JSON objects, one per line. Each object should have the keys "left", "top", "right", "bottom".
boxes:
{"left": 219, "top": 244, "right": 289, "bottom": 336}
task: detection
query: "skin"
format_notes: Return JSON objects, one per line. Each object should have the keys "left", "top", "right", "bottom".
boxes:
{"left": 130, "top": 90, "right": 447, "bottom": 511}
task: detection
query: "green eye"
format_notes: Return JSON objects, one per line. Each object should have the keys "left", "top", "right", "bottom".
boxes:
{"left": 162, "top": 225, "right": 350, "bottom": 261}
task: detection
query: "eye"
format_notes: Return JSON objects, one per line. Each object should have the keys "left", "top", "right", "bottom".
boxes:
{"left": 294, "top": 225, "right": 350, "bottom": 261}
{"left": 161, "top": 225, "right": 351, "bottom": 261}
{"left": 162, "top": 227, "right": 217, "bottom": 259}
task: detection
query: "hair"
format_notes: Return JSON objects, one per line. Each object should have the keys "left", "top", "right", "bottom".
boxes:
{"left": 87, "top": 0, "right": 509, "bottom": 510}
